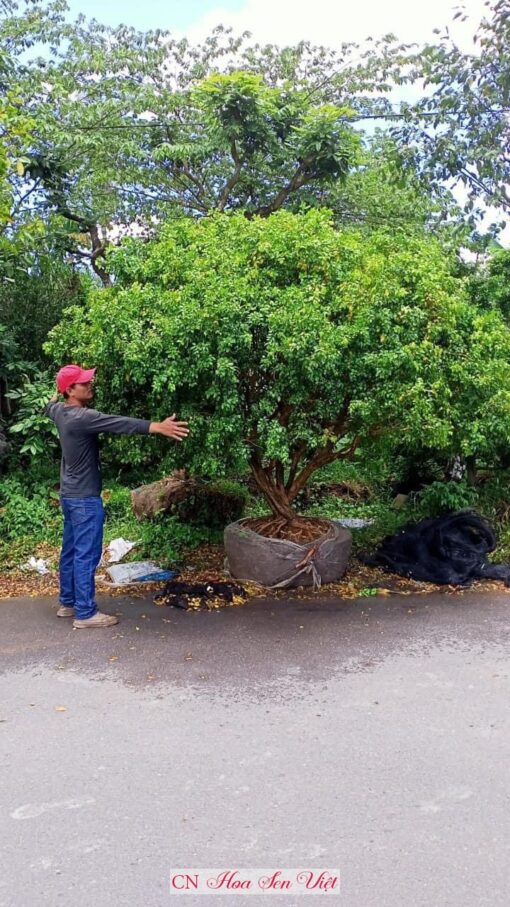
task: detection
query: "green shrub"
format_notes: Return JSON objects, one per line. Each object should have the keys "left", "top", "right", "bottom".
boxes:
{"left": 137, "top": 514, "right": 222, "bottom": 567}
{"left": 410, "top": 480, "right": 478, "bottom": 517}
{"left": 176, "top": 479, "right": 249, "bottom": 528}
{"left": 45, "top": 211, "right": 510, "bottom": 522}
{"left": 7, "top": 370, "right": 60, "bottom": 459}
{"left": 0, "top": 476, "right": 61, "bottom": 543}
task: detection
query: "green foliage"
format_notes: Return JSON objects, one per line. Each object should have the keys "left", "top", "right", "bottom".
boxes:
{"left": 0, "top": 321, "right": 31, "bottom": 392}
{"left": 1, "top": 4, "right": 370, "bottom": 275}
{"left": 2, "top": 1, "right": 510, "bottom": 560}
{"left": 396, "top": 0, "right": 510, "bottom": 221}
{"left": 0, "top": 82, "right": 33, "bottom": 229}
{"left": 176, "top": 479, "right": 249, "bottom": 528}
{"left": 326, "top": 135, "right": 465, "bottom": 240}
{"left": 136, "top": 515, "right": 222, "bottom": 567}
{"left": 1, "top": 4, "right": 435, "bottom": 282}
{"left": 45, "top": 209, "right": 510, "bottom": 517}
{"left": 469, "top": 250, "right": 510, "bottom": 321}
{"left": 7, "top": 370, "right": 59, "bottom": 457}
{"left": 101, "top": 480, "right": 225, "bottom": 566}
{"left": 0, "top": 469, "right": 222, "bottom": 569}
{"left": 0, "top": 253, "right": 87, "bottom": 361}
{"left": 410, "top": 480, "right": 478, "bottom": 517}
{"left": 0, "top": 474, "right": 61, "bottom": 542}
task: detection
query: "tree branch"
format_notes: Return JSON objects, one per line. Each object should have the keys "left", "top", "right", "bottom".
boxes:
{"left": 252, "top": 156, "right": 315, "bottom": 217}
{"left": 217, "top": 139, "right": 244, "bottom": 212}
{"left": 12, "top": 178, "right": 42, "bottom": 212}
{"left": 285, "top": 441, "right": 308, "bottom": 492}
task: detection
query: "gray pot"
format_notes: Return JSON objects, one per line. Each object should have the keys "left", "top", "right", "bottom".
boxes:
{"left": 224, "top": 518, "right": 352, "bottom": 590}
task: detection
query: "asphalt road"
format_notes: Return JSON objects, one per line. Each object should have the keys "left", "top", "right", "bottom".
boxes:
{"left": 1, "top": 588, "right": 510, "bottom": 906}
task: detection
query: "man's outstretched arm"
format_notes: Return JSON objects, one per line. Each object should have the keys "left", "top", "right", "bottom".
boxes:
{"left": 81, "top": 408, "right": 189, "bottom": 441}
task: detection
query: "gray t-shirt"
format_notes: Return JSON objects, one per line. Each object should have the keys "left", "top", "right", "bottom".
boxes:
{"left": 45, "top": 402, "right": 151, "bottom": 498}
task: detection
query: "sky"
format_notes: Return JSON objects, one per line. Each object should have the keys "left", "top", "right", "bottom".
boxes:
{"left": 66, "top": 0, "right": 488, "bottom": 47}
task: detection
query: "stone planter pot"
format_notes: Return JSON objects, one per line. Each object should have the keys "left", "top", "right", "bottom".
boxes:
{"left": 224, "top": 518, "right": 352, "bottom": 590}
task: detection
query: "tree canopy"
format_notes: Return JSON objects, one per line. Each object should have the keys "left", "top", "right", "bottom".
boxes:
{"left": 2, "top": 0, "right": 456, "bottom": 284}
{"left": 45, "top": 210, "right": 510, "bottom": 517}
{"left": 394, "top": 0, "right": 510, "bottom": 225}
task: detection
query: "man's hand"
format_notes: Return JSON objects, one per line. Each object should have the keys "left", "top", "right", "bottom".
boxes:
{"left": 49, "top": 393, "right": 59, "bottom": 403}
{"left": 149, "top": 414, "right": 190, "bottom": 441}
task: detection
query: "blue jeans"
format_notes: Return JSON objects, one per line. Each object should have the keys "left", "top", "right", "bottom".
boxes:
{"left": 59, "top": 496, "right": 105, "bottom": 620}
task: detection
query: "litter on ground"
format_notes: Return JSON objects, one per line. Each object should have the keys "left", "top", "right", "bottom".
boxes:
{"left": 105, "top": 561, "right": 180, "bottom": 585}
{"left": 102, "top": 537, "right": 139, "bottom": 564}
{"left": 19, "top": 556, "right": 50, "bottom": 575}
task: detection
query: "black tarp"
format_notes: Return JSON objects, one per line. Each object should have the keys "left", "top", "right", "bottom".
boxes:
{"left": 360, "top": 509, "right": 510, "bottom": 586}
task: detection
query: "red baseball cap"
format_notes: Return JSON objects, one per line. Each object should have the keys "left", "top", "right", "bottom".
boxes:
{"left": 56, "top": 364, "right": 97, "bottom": 394}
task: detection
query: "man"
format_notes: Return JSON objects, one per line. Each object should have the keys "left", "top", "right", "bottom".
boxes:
{"left": 45, "top": 364, "right": 189, "bottom": 629}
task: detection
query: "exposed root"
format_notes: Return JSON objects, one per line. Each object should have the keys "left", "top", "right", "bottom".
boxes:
{"left": 242, "top": 515, "right": 332, "bottom": 544}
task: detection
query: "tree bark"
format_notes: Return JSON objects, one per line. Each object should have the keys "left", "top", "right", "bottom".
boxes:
{"left": 89, "top": 224, "right": 112, "bottom": 287}
{"left": 252, "top": 161, "right": 313, "bottom": 218}
{"left": 466, "top": 455, "right": 477, "bottom": 486}
{"left": 249, "top": 439, "right": 362, "bottom": 520}
{"left": 131, "top": 470, "right": 195, "bottom": 520}
{"left": 249, "top": 456, "right": 296, "bottom": 521}
{"left": 58, "top": 205, "right": 111, "bottom": 287}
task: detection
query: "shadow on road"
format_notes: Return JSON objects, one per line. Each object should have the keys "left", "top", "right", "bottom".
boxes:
{"left": 1, "top": 588, "right": 509, "bottom": 701}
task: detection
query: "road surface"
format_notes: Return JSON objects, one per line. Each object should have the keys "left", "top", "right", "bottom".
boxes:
{"left": 1, "top": 588, "right": 510, "bottom": 906}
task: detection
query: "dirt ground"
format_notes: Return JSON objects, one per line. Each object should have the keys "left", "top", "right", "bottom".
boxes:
{"left": 2, "top": 541, "right": 509, "bottom": 603}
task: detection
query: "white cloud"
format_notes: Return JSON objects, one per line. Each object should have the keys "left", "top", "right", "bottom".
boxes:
{"left": 184, "top": 0, "right": 487, "bottom": 50}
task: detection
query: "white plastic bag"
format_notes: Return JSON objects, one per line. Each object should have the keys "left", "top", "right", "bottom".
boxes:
{"left": 20, "top": 556, "right": 50, "bottom": 575}
{"left": 102, "top": 537, "right": 138, "bottom": 564}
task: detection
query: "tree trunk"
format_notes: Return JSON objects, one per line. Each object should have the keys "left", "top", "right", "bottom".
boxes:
{"left": 249, "top": 434, "right": 362, "bottom": 521}
{"left": 89, "top": 224, "right": 112, "bottom": 287}
{"left": 466, "top": 455, "right": 477, "bottom": 486}
{"left": 0, "top": 376, "right": 12, "bottom": 419}
{"left": 249, "top": 460, "right": 296, "bottom": 521}
{"left": 131, "top": 470, "right": 195, "bottom": 520}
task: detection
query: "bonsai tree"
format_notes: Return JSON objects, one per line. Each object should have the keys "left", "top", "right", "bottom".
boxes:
{"left": 46, "top": 210, "right": 510, "bottom": 525}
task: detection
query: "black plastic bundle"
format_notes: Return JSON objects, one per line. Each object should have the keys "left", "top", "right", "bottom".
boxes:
{"left": 360, "top": 509, "right": 510, "bottom": 586}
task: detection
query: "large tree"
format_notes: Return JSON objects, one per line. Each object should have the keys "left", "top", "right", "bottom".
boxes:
{"left": 45, "top": 210, "right": 510, "bottom": 521}
{"left": 0, "top": 34, "right": 40, "bottom": 427}
{"left": 1, "top": 1, "right": 418, "bottom": 282}
{"left": 395, "top": 0, "right": 510, "bottom": 223}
